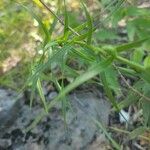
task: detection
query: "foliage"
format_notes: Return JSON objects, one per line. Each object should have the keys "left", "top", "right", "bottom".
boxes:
{"left": 25, "top": 0, "right": 150, "bottom": 147}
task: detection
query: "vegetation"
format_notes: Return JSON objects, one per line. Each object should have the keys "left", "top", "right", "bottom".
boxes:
{"left": 0, "top": 0, "right": 150, "bottom": 148}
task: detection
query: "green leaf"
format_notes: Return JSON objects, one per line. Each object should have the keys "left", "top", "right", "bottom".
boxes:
{"left": 21, "top": 4, "right": 50, "bottom": 46}
{"left": 68, "top": 22, "right": 87, "bottom": 37}
{"left": 111, "top": 7, "right": 125, "bottom": 27}
{"left": 141, "top": 83, "right": 150, "bottom": 126}
{"left": 127, "top": 21, "right": 136, "bottom": 41}
{"left": 71, "top": 48, "right": 94, "bottom": 62}
{"left": 53, "top": 76, "right": 68, "bottom": 128}
{"left": 127, "top": 17, "right": 150, "bottom": 41}
{"left": 118, "top": 67, "right": 137, "bottom": 77}
{"left": 63, "top": 0, "right": 69, "bottom": 39}
{"left": 132, "top": 49, "right": 144, "bottom": 64}
{"left": 116, "top": 38, "right": 149, "bottom": 53}
{"left": 33, "top": 0, "right": 43, "bottom": 7}
{"left": 37, "top": 79, "right": 48, "bottom": 113}
{"left": 72, "top": 32, "right": 88, "bottom": 42}
{"left": 26, "top": 57, "right": 113, "bottom": 131}
{"left": 141, "top": 56, "right": 150, "bottom": 83}
{"left": 126, "top": 6, "right": 150, "bottom": 17}
{"left": 56, "top": 57, "right": 113, "bottom": 98}
{"left": 144, "top": 56, "right": 150, "bottom": 69}
{"left": 64, "top": 65, "right": 79, "bottom": 78}
{"left": 82, "top": 2, "right": 93, "bottom": 44}
{"left": 100, "top": 72, "right": 120, "bottom": 112}
{"left": 104, "top": 66, "right": 121, "bottom": 95}
{"left": 118, "top": 80, "right": 144, "bottom": 109}
{"left": 49, "top": 12, "right": 58, "bottom": 40}
{"left": 142, "top": 100, "right": 150, "bottom": 127}
{"left": 95, "top": 29, "right": 117, "bottom": 41}
{"left": 29, "top": 44, "right": 71, "bottom": 82}
{"left": 141, "top": 68, "right": 150, "bottom": 83}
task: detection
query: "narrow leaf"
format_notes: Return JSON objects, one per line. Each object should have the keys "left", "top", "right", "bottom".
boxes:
{"left": 26, "top": 57, "right": 113, "bottom": 131}
{"left": 144, "top": 56, "right": 150, "bottom": 69}
{"left": 100, "top": 72, "right": 120, "bottom": 112}
{"left": 132, "top": 49, "right": 144, "bottom": 64}
{"left": 49, "top": 13, "right": 58, "bottom": 40}
{"left": 116, "top": 38, "right": 149, "bottom": 53}
{"left": 118, "top": 80, "right": 144, "bottom": 109}
{"left": 104, "top": 66, "right": 121, "bottom": 95}
{"left": 82, "top": 2, "right": 93, "bottom": 44}
{"left": 21, "top": 4, "right": 50, "bottom": 45}
{"left": 63, "top": 0, "right": 69, "bottom": 39}
{"left": 93, "top": 118, "right": 121, "bottom": 150}
{"left": 37, "top": 79, "right": 48, "bottom": 113}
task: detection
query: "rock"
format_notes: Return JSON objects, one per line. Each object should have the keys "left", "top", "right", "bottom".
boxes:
{"left": 46, "top": 91, "right": 111, "bottom": 150}
{"left": 86, "top": 134, "right": 111, "bottom": 150}
{"left": 14, "top": 143, "right": 44, "bottom": 150}
{"left": 0, "top": 90, "right": 111, "bottom": 150}
{"left": 0, "top": 139, "right": 11, "bottom": 149}
{"left": 47, "top": 91, "right": 58, "bottom": 100}
{"left": 0, "top": 88, "right": 23, "bottom": 136}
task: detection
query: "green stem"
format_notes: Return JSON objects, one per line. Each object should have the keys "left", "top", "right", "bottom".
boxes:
{"left": 116, "top": 56, "right": 145, "bottom": 72}
{"left": 73, "top": 41, "right": 145, "bottom": 73}
{"left": 73, "top": 41, "right": 105, "bottom": 55}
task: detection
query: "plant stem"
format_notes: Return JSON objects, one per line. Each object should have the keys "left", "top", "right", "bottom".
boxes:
{"left": 116, "top": 66, "right": 150, "bottom": 102}
{"left": 116, "top": 56, "right": 145, "bottom": 72}
{"left": 74, "top": 41, "right": 145, "bottom": 73}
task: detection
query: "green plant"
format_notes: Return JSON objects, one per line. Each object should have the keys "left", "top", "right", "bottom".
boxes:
{"left": 21, "top": 0, "right": 150, "bottom": 148}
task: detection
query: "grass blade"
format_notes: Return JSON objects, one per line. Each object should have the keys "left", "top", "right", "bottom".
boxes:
{"left": 37, "top": 78, "right": 48, "bottom": 113}
{"left": 20, "top": 4, "right": 50, "bottom": 45}
{"left": 63, "top": 0, "right": 69, "bottom": 39}
{"left": 92, "top": 118, "right": 121, "bottom": 150}
{"left": 26, "top": 57, "right": 113, "bottom": 131}
{"left": 116, "top": 38, "right": 149, "bottom": 53}
{"left": 100, "top": 72, "right": 120, "bottom": 112}
{"left": 82, "top": 2, "right": 93, "bottom": 44}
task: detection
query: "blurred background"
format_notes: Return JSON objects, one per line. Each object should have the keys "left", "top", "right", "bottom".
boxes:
{"left": 0, "top": 0, "right": 96, "bottom": 89}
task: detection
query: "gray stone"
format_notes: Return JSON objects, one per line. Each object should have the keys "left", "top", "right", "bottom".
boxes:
{"left": 47, "top": 91, "right": 58, "bottom": 100}
{"left": 14, "top": 143, "right": 44, "bottom": 150}
{"left": 0, "top": 88, "right": 23, "bottom": 136}
{"left": 46, "top": 91, "right": 111, "bottom": 150}
{"left": 0, "top": 90, "right": 111, "bottom": 149}
{"left": 0, "top": 139, "right": 11, "bottom": 149}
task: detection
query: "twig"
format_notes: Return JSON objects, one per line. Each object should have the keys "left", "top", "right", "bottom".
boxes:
{"left": 115, "top": 65, "right": 150, "bottom": 102}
